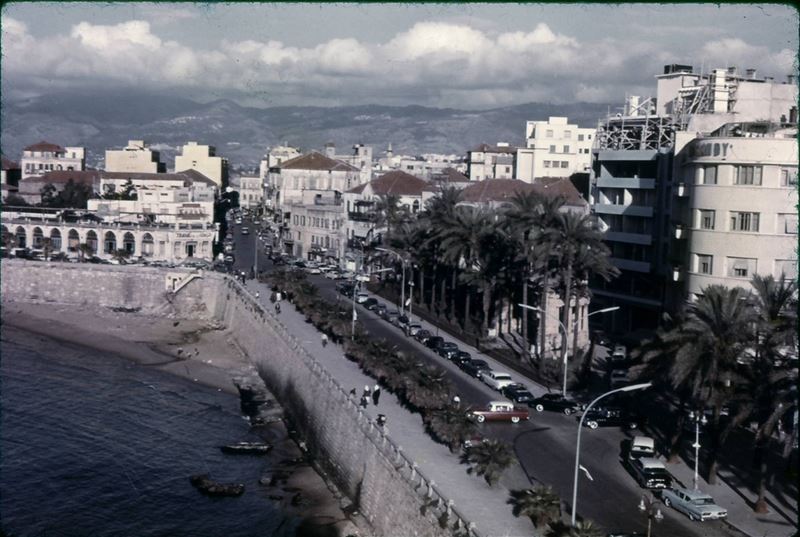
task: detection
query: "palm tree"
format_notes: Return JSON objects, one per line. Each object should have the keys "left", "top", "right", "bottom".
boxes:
{"left": 568, "top": 241, "right": 619, "bottom": 354}
{"left": 77, "top": 242, "right": 94, "bottom": 262}
{"left": 422, "top": 187, "right": 462, "bottom": 315}
{"left": 402, "top": 363, "right": 451, "bottom": 410}
{"left": 424, "top": 405, "right": 478, "bottom": 452}
{"left": 544, "top": 520, "right": 603, "bottom": 537}
{"left": 460, "top": 438, "right": 514, "bottom": 486}
{"left": 112, "top": 248, "right": 131, "bottom": 263}
{"left": 508, "top": 486, "right": 562, "bottom": 528}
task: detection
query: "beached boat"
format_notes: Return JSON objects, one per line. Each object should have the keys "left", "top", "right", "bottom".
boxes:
{"left": 220, "top": 441, "right": 273, "bottom": 455}
{"left": 190, "top": 474, "right": 244, "bottom": 497}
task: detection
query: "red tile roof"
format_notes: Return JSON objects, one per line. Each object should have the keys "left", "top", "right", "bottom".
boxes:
{"left": 23, "top": 141, "right": 66, "bottom": 153}
{"left": 533, "top": 177, "right": 586, "bottom": 206}
{"left": 460, "top": 178, "right": 585, "bottom": 207}
{"left": 279, "top": 151, "right": 358, "bottom": 172}
{"left": 346, "top": 170, "right": 430, "bottom": 196}
{"left": 435, "top": 168, "right": 469, "bottom": 183}
{"left": 1, "top": 156, "right": 20, "bottom": 170}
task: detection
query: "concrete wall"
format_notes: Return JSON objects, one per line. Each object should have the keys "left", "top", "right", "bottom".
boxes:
{"left": 1, "top": 260, "right": 475, "bottom": 537}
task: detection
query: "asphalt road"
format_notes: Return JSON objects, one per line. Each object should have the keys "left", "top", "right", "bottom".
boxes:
{"left": 229, "top": 215, "right": 746, "bottom": 537}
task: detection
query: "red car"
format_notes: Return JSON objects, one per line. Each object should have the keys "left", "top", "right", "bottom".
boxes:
{"left": 469, "top": 401, "right": 530, "bottom": 423}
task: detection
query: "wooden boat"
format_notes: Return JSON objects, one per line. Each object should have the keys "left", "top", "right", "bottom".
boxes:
{"left": 190, "top": 474, "right": 244, "bottom": 497}
{"left": 220, "top": 441, "right": 273, "bottom": 455}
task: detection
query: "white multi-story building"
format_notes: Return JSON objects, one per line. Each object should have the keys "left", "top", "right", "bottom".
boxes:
{"left": 174, "top": 141, "right": 228, "bottom": 188}
{"left": 267, "top": 151, "right": 362, "bottom": 210}
{"left": 466, "top": 143, "right": 516, "bottom": 181}
{"left": 105, "top": 140, "right": 166, "bottom": 174}
{"left": 516, "top": 117, "right": 594, "bottom": 182}
{"left": 324, "top": 143, "right": 373, "bottom": 183}
{"left": 286, "top": 191, "right": 346, "bottom": 262}
{"left": 676, "top": 123, "right": 798, "bottom": 298}
{"left": 20, "top": 141, "right": 85, "bottom": 179}
{"left": 231, "top": 175, "right": 263, "bottom": 209}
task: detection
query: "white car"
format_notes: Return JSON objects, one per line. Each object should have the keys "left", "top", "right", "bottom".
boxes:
{"left": 481, "top": 371, "right": 515, "bottom": 391}
{"left": 406, "top": 324, "right": 423, "bottom": 337}
{"left": 324, "top": 269, "right": 341, "bottom": 279}
{"left": 355, "top": 292, "right": 369, "bottom": 304}
{"left": 662, "top": 488, "right": 728, "bottom": 521}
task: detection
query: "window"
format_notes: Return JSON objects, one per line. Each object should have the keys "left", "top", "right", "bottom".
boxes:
{"left": 546, "top": 129, "right": 553, "bottom": 137}
{"left": 561, "top": 161, "right": 569, "bottom": 168}
{"left": 701, "top": 166, "right": 717, "bottom": 185}
{"left": 728, "top": 257, "right": 756, "bottom": 278}
{"left": 504, "top": 166, "right": 511, "bottom": 173}
{"left": 563, "top": 145, "right": 570, "bottom": 153}
{"left": 778, "top": 213, "right": 798, "bottom": 234}
{"left": 578, "top": 134, "right": 585, "bottom": 141}
{"left": 781, "top": 168, "right": 798, "bottom": 186}
{"left": 588, "top": 134, "right": 592, "bottom": 139}
{"left": 564, "top": 130, "right": 572, "bottom": 139}
{"left": 695, "top": 254, "right": 713, "bottom": 275}
{"left": 549, "top": 145, "right": 556, "bottom": 154}
{"left": 730, "top": 211, "right": 759, "bottom": 232}
{"left": 699, "top": 210, "right": 715, "bottom": 230}
{"left": 544, "top": 161, "right": 551, "bottom": 168}
{"left": 734, "top": 165, "right": 762, "bottom": 185}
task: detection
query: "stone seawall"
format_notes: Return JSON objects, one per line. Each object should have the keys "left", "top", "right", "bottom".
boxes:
{"left": 1, "top": 260, "right": 475, "bottom": 537}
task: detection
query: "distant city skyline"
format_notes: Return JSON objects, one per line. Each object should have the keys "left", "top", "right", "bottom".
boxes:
{"left": 2, "top": 2, "right": 797, "bottom": 109}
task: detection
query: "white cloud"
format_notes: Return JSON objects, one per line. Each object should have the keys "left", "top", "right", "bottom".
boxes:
{"left": 1, "top": 16, "right": 796, "bottom": 108}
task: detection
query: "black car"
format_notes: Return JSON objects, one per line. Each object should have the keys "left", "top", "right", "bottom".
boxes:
{"left": 414, "top": 329, "right": 433, "bottom": 343}
{"left": 531, "top": 393, "right": 584, "bottom": 415}
{"left": 437, "top": 342, "right": 459, "bottom": 358}
{"left": 363, "top": 298, "right": 379, "bottom": 310}
{"left": 582, "top": 406, "right": 639, "bottom": 429}
{"left": 502, "top": 384, "right": 536, "bottom": 405}
{"left": 425, "top": 336, "right": 445, "bottom": 351}
{"left": 452, "top": 351, "right": 473, "bottom": 367}
{"left": 462, "top": 359, "right": 491, "bottom": 378}
{"left": 624, "top": 457, "right": 672, "bottom": 490}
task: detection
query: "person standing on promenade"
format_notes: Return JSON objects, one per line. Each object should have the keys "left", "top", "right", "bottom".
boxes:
{"left": 321, "top": 333, "right": 328, "bottom": 347}
{"left": 360, "top": 394, "right": 369, "bottom": 409}
{"left": 255, "top": 291, "right": 260, "bottom": 300}
{"left": 372, "top": 384, "right": 381, "bottom": 405}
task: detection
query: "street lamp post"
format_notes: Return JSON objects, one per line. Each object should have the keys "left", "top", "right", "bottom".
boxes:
{"left": 571, "top": 382, "right": 652, "bottom": 526}
{"left": 408, "top": 280, "right": 415, "bottom": 319}
{"left": 688, "top": 409, "right": 708, "bottom": 490}
{"left": 638, "top": 493, "right": 664, "bottom": 537}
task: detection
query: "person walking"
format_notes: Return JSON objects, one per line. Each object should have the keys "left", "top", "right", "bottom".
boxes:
{"left": 362, "top": 385, "right": 371, "bottom": 398}
{"left": 452, "top": 395, "right": 461, "bottom": 408}
{"left": 360, "top": 394, "right": 369, "bottom": 409}
{"left": 321, "top": 333, "right": 328, "bottom": 347}
{"left": 274, "top": 302, "right": 281, "bottom": 314}
{"left": 349, "top": 388, "right": 357, "bottom": 397}
{"left": 255, "top": 291, "right": 260, "bottom": 300}
{"left": 372, "top": 384, "right": 381, "bottom": 406}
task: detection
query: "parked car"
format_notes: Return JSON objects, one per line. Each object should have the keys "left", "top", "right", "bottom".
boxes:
{"left": 661, "top": 488, "right": 728, "bottom": 521}
{"left": 395, "top": 315, "right": 410, "bottom": 330}
{"left": 324, "top": 269, "right": 341, "bottom": 279}
{"left": 623, "top": 436, "right": 656, "bottom": 461}
{"left": 531, "top": 393, "right": 584, "bottom": 415}
{"left": 425, "top": 336, "right": 445, "bottom": 351}
{"left": 452, "top": 351, "right": 473, "bottom": 368}
{"left": 469, "top": 401, "right": 530, "bottom": 423}
{"left": 608, "top": 369, "right": 629, "bottom": 388}
{"left": 582, "top": 406, "right": 639, "bottom": 430}
{"left": 462, "top": 359, "right": 491, "bottom": 378}
{"left": 240, "top": 227, "right": 250, "bottom": 235}
{"left": 481, "top": 371, "right": 515, "bottom": 391}
{"left": 374, "top": 303, "right": 387, "bottom": 317}
{"left": 406, "top": 323, "right": 423, "bottom": 337}
{"left": 355, "top": 292, "right": 370, "bottom": 304}
{"left": 502, "top": 384, "right": 536, "bottom": 405}
{"left": 611, "top": 344, "right": 627, "bottom": 362}
{"left": 385, "top": 310, "right": 400, "bottom": 324}
{"left": 305, "top": 265, "right": 322, "bottom": 274}
{"left": 625, "top": 457, "right": 672, "bottom": 490}
{"left": 437, "top": 342, "right": 459, "bottom": 358}
{"left": 363, "top": 298, "right": 379, "bottom": 310}
{"left": 414, "top": 329, "right": 432, "bottom": 343}
{"left": 224, "top": 255, "right": 235, "bottom": 263}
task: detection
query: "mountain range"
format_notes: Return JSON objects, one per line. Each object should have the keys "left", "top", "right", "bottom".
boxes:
{"left": 1, "top": 90, "right": 614, "bottom": 173}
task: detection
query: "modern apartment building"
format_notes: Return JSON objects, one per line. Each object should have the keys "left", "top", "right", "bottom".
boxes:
{"left": 174, "top": 141, "right": 228, "bottom": 188}
{"left": 105, "top": 140, "right": 166, "bottom": 174}
{"left": 466, "top": 143, "right": 517, "bottom": 181}
{"left": 516, "top": 117, "right": 594, "bottom": 183}
{"left": 20, "top": 141, "right": 85, "bottom": 179}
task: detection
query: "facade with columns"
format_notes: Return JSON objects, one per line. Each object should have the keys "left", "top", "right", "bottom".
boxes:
{"left": 2, "top": 211, "right": 216, "bottom": 263}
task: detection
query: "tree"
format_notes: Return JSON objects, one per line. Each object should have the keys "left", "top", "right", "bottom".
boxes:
{"left": 424, "top": 405, "right": 478, "bottom": 453}
{"left": 41, "top": 237, "right": 53, "bottom": 261}
{"left": 460, "top": 438, "right": 514, "bottom": 486}
{"left": 3, "top": 193, "right": 29, "bottom": 206}
{"left": 112, "top": 248, "right": 132, "bottom": 263}
{"left": 40, "top": 183, "right": 57, "bottom": 207}
{"left": 57, "top": 179, "right": 93, "bottom": 208}
{"left": 545, "top": 520, "right": 603, "bottom": 537}
{"left": 78, "top": 242, "right": 94, "bottom": 262}
{"left": 508, "top": 486, "right": 562, "bottom": 528}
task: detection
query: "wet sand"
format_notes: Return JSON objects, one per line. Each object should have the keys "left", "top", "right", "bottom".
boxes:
{"left": 1, "top": 300, "right": 361, "bottom": 537}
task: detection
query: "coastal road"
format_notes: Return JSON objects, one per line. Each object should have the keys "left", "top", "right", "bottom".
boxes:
{"left": 230, "top": 216, "right": 744, "bottom": 537}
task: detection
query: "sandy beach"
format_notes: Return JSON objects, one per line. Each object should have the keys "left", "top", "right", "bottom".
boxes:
{"left": 1, "top": 299, "right": 360, "bottom": 537}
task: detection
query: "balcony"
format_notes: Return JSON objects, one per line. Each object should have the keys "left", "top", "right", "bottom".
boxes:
{"left": 348, "top": 211, "right": 377, "bottom": 223}
{"left": 672, "top": 266, "right": 683, "bottom": 281}
{"left": 609, "top": 257, "right": 651, "bottom": 273}
{"left": 596, "top": 176, "right": 656, "bottom": 189}
{"left": 604, "top": 231, "right": 652, "bottom": 245}
{"left": 594, "top": 204, "right": 653, "bottom": 217}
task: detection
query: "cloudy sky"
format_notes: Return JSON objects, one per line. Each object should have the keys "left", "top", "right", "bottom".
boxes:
{"left": 2, "top": 2, "right": 797, "bottom": 109}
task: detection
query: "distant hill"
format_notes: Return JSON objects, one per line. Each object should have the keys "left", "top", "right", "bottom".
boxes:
{"left": 1, "top": 89, "right": 613, "bottom": 171}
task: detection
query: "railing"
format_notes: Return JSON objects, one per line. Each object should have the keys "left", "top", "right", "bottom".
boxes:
{"left": 347, "top": 212, "right": 376, "bottom": 222}
{"left": 1, "top": 215, "right": 215, "bottom": 232}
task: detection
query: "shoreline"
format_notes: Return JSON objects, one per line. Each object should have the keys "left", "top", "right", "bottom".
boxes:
{"left": 1, "top": 299, "right": 360, "bottom": 537}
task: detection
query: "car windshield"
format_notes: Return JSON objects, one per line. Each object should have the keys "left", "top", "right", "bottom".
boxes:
{"left": 692, "top": 497, "right": 715, "bottom": 505}
{"left": 472, "top": 360, "right": 488, "bottom": 367}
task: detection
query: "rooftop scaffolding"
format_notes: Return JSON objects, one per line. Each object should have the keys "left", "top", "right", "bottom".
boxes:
{"left": 596, "top": 98, "right": 678, "bottom": 151}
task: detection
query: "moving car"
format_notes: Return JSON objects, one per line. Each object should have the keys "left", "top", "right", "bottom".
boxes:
{"left": 437, "top": 342, "right": 459, "bottom": 358}
{"left": 661, "top": 488, "right": 728, "bottom": 521}
{"left": 624, "top": 436, "right": 656, "bottom": 461}
{"left": 502, "top": 384, "right": 536, "bottom": 405}
{"left": 625, "top": 457, "right": 672, "bottom": 489}
{"left": 582, "top": 406, "right": 639, "bottom": 430}
{"left": 462, "top": 359, "right": 491, "bottom": 378}
{"left": 531, "top": 393, "right": 584, "bottom": 415}
{"left": 324, "top": 269, "right": 341, "bottom": 279}
{"left": 481, "top": 371, "right": 515, "bottom": 391}
{"left": 469, "top": 401, "right": 530, "bottom": 423}
{"left": 611, "top": 344, "right": 627, "bottom": 362}
{"left": 374, "top": 303, "right": 387, "bottom": 317}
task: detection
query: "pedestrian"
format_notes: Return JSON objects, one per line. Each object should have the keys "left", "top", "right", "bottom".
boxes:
{"left": 275, "top": 302, "right": 281, "bottom": 314}
{"left": 349, "top": 388, "right": 357, "bottom": 397}
{"left": 255, "top": 291, "right": 260, "bottom": 300}
{"left": 276, "top": 291, "right": 282, "bottom": 302}
{"left": 377, "top": 414, "right": 387, "bottom": 428}
{"left": 363, "top": 385, "right": 371, "bottom": 398}
{"left": 372, "top": 384, "right": 381, "bottom": 405}
{"left": 321, "top": 333, "right": 328, "bottom": 347}
{"left": 452, "top": 395, "right": 461, "bottom": 408}
{"left": 360, "top": 394, "right": 369, "bottom": 409}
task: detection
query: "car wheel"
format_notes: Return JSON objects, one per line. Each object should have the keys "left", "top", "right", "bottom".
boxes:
{"left": 588, "top": 421, "right": 598, "bottom": 429}
{"left": 563, "top": 408, "right": 573, "bottom": 416}
{"left": 664, "top": 498, "right": 672, "bottom": 507}
{"left": 476, "top": 415, "right": 485, "bottom": 423}
{"left": 535, "top": 404, "right": 545, "bottom": 412}
{"left": 511, "top": 416, "right": 520, "bottom": 424}
{"left": 688, "top": 513, "right": 696, "bottom": 521}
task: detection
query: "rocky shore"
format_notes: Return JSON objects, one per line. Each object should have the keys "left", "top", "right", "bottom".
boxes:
{"left": 1, "top": 300, "right": 360, "bottom": 537}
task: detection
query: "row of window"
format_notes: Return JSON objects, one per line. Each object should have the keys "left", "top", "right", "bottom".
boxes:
{"left": 696, "top": 210, "right": 798, "bottom": 234}
{"left": 309, "top": 235, "right": 340, "bottom": 249}
{"left": 544, "top": 161, "right": 570, "bottom": 169}
{"left": 698, "top": 165, "right": 797, "bottom": 186}
{"left": 549, "top": 145, "right": 571, "bottom": 154}
{"left": 292, "top": 214, "right": 343, "bottom": 230}
{"left": 542, "top": 130, "right": 593, "bottom": 142}
{"left": 693, "top": 254, "right": 797, "bottom": 279}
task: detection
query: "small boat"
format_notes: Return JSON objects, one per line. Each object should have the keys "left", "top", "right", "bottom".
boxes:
{"left": 220, "top": 441, "right": 273, "bottom": 455}
{"left": 190, "top": 474, "right": 244, "bottom": 497}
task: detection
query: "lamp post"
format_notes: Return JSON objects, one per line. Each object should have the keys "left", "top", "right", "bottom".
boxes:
{"left": 688, "top": 409, "right": 708, "bottom": 490}
{"left": 351, "top": 241, "right": 364, "bottom": 340}
{"left": 638, "top": 493, "right": 664, "bottom": 537}
{"left": 408, "top": 280, "right": 415, "bottom": 319}
{"left": 571, "top": 382, "right": 652, "bottom": 526}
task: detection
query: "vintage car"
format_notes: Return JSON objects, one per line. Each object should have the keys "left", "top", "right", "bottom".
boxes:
{"left": 662, "top": 488, "right": 728, "bottom": 521}
{"left": 531, "top": 393, "right": 584, "bottom": 415}
{"left": 624, "top": 436, "right": 656, "bottom": 461}
{"left": 625, "top": 457, "right": 672, "bottom": 489}
{"left": 469, "top": 401, "right": 530, "bottom": 423}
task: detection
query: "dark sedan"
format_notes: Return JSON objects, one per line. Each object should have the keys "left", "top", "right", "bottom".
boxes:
{"left": 531, "top": 393, "right": 584, "bottom": 415}
{"left": 462, "top": 359, "right": 491, "bottom": 378}
{"left": 425, "top": 336, "right": 445, "bottom": 351}
{"left": 452, "top": 351, "right": 473, "bottom": 367}
{"left": 502, "top": 384, "right": 536, "bottom": 405}
{"left": 414, "top": 329, "right": 433, "bottom": 344}
{"left": 582, "top": 406, "right": 640, "bottom": 430}
{"left": 437, "top": 342, "right": 459, "bottom": 358}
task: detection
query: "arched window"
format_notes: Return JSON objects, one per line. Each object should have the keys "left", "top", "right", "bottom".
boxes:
{"left": 85, "top": 230, "right": 98, "bottom": 254}
{"left": 68, "top": 229, "right": 80, "bottom": 251}
{"left": 104, "top": 231, "right": 117, "bottom": 254}
{"left": 15, "top": 226, "right": 26, "bottom": 248}
{"left": 50, "top": 228, "right": 62, "bottom": 251}
{"left": 32, "top": 227, "right": 44, "bottom": 248}
{"left": 142, "top": 233, "right": 154, "bottom": 256}
{"left": 123, "top": 232, "right": 135, "bottom": 254}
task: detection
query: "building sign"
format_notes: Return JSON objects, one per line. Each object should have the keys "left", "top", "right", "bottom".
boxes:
{"left": 176, "top": 231, "right": 213, "bottom": 239}
{"left": 688, "top": 142, "right": 731, "bottom": 159}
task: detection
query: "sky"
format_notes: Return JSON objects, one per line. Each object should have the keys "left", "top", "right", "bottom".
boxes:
{"left": 1, "top": 2, "right": 797, "bottom": 109}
